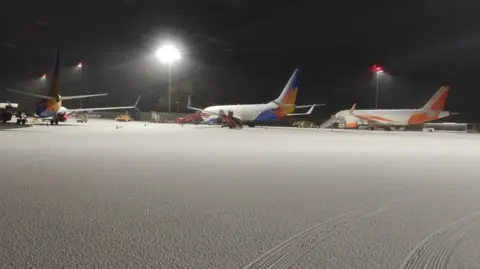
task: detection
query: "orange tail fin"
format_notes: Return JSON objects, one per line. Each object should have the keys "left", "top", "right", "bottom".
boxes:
{"left": 422, "top": 86, "right": 449, "bottom": 110}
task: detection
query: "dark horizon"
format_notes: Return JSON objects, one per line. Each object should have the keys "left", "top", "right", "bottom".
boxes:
{"left": 2, "top": 0, "right": 480, "bottom": 121}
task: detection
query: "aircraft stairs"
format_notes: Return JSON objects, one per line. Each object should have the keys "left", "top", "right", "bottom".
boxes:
{"left": 320, "top": 116, "right": 340, "bottom": 129}
{"left": 176, "top": 112, "right": 204, "bottom": 125}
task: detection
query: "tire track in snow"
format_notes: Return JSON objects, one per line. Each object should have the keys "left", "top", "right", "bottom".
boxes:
{"left": 242, "top": 188, "right": 471, "bottom": 269}
{"left": 242, "top": 206, "right": 380, "bottom": 269}
{"left": 399, "top": 212, "right": 480, "bottom": 269}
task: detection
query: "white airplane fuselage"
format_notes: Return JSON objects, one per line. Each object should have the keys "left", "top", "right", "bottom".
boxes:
{"left": 201, "top": 102, "right": 277, "bottom": 124}
{"left": 187, "top": 69, "right": 321, "bottom": 128}
{"left": 335, "top": 109, "right": 451, "bottom": 128}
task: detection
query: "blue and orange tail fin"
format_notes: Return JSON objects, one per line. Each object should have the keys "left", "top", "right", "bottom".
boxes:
{"left": 274, "top": 68, "right": 300, "bottom": 106}
{"left": 49, "top": 45, "right": 61, "bottom": 100}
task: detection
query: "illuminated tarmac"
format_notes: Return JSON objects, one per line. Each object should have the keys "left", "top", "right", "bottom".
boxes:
{"left": 1, "top": 119, "right": 480, "bottom": 268}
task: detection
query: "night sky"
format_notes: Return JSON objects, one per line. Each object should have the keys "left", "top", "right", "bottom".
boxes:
{"left": 2, "top": 0, "right": 480, "bottom": 121}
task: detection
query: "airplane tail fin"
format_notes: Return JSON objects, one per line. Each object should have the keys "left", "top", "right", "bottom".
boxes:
{"left": 274, "top": 69, "right": 300, "bottom": 106}
{"left": 49, "top": 45, "right": 61, "bottom": 100}
{"left": 422, "top": 86, "right": 449, "bottom": 111}
{"left": 349, "top": 103, "right": 356, "bottom": 114}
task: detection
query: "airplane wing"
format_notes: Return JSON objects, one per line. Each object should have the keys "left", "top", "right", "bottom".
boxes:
{"left": 5, "top": 89, "right": 108, "bottom": 100}
{"left": 187, "top": 95, "right": 221, "bottom": 116}
{"left": 65, "top": 95, "right": 141, "bottom": 115}
{"left": 295, "top": 104, "right": 325, "bottom": 109}
{"left": 287, "top": 104, "right": 324, "bottom": 116}
{"left": 5, "top": 88, "right": 55, "bottom": 100}
{"left": 187, "top": 106, "right": 220, "bottom": 116}
{"left": 61, "top": 93, "right": 108, "bottom": 100}
{"left": 0, "top": 102, "right": 18, "bottom": 109}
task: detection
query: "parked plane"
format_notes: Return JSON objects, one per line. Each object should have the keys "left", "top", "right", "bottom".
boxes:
{"left": 332, "top": 86, "right": 452, "bottom": 130}
{"left": 5, "top": 46, "right": 140, "bottom": 125}
{"left": 187, "top": 69, "right": 322, "bottom": 128}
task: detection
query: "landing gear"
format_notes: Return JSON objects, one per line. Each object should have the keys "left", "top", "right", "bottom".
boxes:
{"left": 247, "top": 122, "right": 255, "bottom": 128}
{"left": 16, "top": 112, "right": 27, "bottom": 125}
{"left": 50, "top": 119, "right": 59, "bottom": 125}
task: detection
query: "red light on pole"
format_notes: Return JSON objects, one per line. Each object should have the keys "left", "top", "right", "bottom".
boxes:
{"left": 371, "top": 64, "right": 383, "bottom": 73}
{"left": 370, "top": 64, "right": 385, "bottom": 109}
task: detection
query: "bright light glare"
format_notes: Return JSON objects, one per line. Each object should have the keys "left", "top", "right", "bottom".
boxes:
{"left": 371, "top": 64, "right": 384, "bottom": 73}
{"left": 77, "top": 62, "right": 83, "bottom": 68}
{"left": 41, "top": 74, "right": 47, "bottom": 79}
{"left": 155, "top": 45, "right": 181, "bottom": 64}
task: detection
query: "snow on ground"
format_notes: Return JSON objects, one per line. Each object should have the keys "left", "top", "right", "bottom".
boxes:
{"left": 1, "top": 119, "right": 480, "bottom": 268}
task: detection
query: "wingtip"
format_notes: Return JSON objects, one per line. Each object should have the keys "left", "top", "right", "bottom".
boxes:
{"left": 133, "top": 95, "right": 142, "bottom": 111}
{"left": 306, "top": 105, "right": 315, "bottom": 114}
{"left": 187, "top": 95, "right": 192, "bottom": 107}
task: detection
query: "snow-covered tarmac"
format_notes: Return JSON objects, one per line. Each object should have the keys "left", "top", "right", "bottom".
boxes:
{"left": 1, "top": 119, "right": 480, "bottom": 268}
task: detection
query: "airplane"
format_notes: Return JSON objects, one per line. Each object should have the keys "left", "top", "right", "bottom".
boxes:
{"left": 5, "top": 46, "right": 140, "bottom": 125}
{"left": 0, "top": 101, "right": 18, "bottom": 124}
{"left": 186, "top": 69, "right": 323, "bottom": 128}
{"left": 331, "top": 86, "right": 453, "bottom": 130}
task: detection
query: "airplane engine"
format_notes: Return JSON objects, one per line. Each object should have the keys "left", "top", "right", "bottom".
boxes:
{"left": 57, "top": 112, "right": 68, "bottom": 122}
{"left": 345, "top": 121, "right": 357, "bottom": 129}
{"left": 0, "top": 111, "right": 13, "bottom": 123}
{"left": 342, "top": 115, "right": 358, "bottom": 129}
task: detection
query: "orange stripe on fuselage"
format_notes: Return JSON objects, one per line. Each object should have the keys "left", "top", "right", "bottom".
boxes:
{"left": 408, "top": 112, "right": 440, "bottom": 124}
{"left": 355, "top": 114, "right": 395, "bottom": 123}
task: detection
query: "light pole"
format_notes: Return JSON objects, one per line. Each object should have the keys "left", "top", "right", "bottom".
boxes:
{"left": 371, "top": 64, "right": 384, "bottom": 109}
{"left": 156, "top": 44, "right": 181, "bottom": 114}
